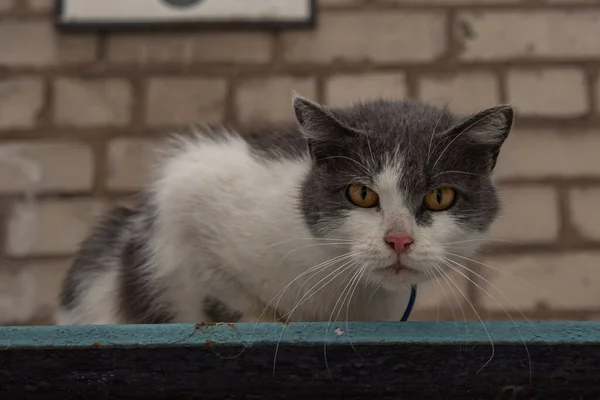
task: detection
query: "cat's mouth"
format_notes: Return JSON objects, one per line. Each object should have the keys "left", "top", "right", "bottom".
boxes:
{"left": 376, "top": 263, "right": 421, "bottom": 275}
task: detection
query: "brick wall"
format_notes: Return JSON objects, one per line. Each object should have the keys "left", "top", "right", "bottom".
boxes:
{"left": 1, "top": 0, "right": 600, "bottom": 325}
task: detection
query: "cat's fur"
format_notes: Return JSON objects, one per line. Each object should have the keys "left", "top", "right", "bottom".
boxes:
{"left": 55, "top": 96, "right": 514, "bottom": 325}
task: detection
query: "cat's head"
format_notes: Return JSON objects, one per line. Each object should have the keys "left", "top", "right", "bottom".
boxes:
{"left": 294, "top": 95, "right": 513, "bottom": 292}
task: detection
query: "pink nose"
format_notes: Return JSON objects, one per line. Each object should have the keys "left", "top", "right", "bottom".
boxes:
{"left": 385, "top": 234, "right": 413, "bottom": 255}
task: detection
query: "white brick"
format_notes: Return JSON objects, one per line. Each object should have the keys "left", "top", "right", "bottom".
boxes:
{"left": 0, "top": 0, "right": 14, "bottom": 13}
{"left": 457, "top": 11, "right": 600, "bottom": 60}
{"left": 490, "top": 186, "right": 559, "bottom": 244}
{"left": 383, "top": 0, "right": 518, "bottom": 3}
{"left": 236, "top": 77, "right": 317, "bottom": 125}
{"left": 5, "top": 199, "right": 107, "bottom": 257}
{"left": 0, "top": 260, "right": 71, "bottom": 325}
{"left": 419, "top": 72, "right": 499, "bottom": 114}
{"left": 0, "top": 141, "right": 93, "bottom": 194}
{"left": 0, "top": 77, "right": 44, "bottom": 129}
{"left": 480, "top": 252, "right": 600, "bottom": 311}
{"left": 282, "top": 12, "right": 446, "bottom": 63}
{"left": 54, "top": 78, "right": 133, "bottom": 127}
{"left": 107, "top": 138, "right": 159, "bottom": 191}
{"left": 26, "top": 0, "right": 53, "bottom": 12}
{"left": 108, "top": 33, "right": 272, "bottom": 64}
{"left": 320, "top": 0, "right": 364, "bottom": 5}
{"left": 569, "top": 187, "right": 600, "bottom": 241}
{"left": 507, "top": 69, "right": 587, "bottom": 117}
{"left": 0, "top": 21, "right": 96, "bottom": 67}
{"left": 494, "top": 129, "right": 600, "bottom": 180}
{"left": 146, "top": 78, "right": 227, "bottom": 126}
{"left": 325, "top": 73, "right": 407, "bottom": 106}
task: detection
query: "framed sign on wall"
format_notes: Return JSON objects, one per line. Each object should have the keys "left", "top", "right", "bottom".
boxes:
{"left": 55, "top": 0, "right": 316, "bottom": 30}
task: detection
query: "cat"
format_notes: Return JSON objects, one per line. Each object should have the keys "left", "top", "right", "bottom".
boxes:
{"left": 55, "top": 95, "right": 514, "bottom": 326}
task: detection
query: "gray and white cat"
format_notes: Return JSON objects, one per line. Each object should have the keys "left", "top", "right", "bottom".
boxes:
{"left": 55, "top": 95, "right": 513, "bottom": 326}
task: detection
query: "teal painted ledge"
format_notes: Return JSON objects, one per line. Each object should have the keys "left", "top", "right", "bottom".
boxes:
{"left": 1, "top": 321, "right": 600, "bottom": 399}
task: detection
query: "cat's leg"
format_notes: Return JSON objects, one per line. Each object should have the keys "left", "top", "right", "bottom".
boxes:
{"left": 200, "top": 271, "right": 280, "bottom": 323}
{"left": 55, "top": 267, "right": 124, "bottom": 325}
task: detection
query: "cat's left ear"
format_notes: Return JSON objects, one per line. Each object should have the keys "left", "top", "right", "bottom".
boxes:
{"left": 292, "top": 94, "right": 360, "bottom": 163}
{"left": 444, "top": 105, "right": 514, "bottom": 171}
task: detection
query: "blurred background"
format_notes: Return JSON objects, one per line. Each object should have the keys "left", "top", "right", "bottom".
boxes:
{"left": 0, "top": 0, "right": 599, "bottom": 326}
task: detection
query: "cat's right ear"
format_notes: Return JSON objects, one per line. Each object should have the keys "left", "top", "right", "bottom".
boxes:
{"left": 292, "top": 94, "right": 358, "bottom": 163}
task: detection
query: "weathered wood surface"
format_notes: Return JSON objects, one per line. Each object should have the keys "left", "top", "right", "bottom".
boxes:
{"left": 1, "top": 321, "right": 599, "bottom": 399}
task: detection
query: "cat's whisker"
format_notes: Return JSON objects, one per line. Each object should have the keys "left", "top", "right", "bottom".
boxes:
{"left": 433, "top": 263, "right": 469, "bottom": 348}
{"left": 426, "top": 104, "right": 448, "bottom": 163}
{"left": 437, "top": 256, "right": 532, "bottom": 382}
{"left": 367, "top": 282, "right": 383, "bottom": 304}
{"left": 272, "top": 260, "right": 358, "bottom": 377}
{"left": 279, "top": 260, "right": 357, "bottom": 322}
{"left": 432, "top": 170, "right": 482, "bottom": 179}
{"left": 320, "top": 155, "right": 372, "bottom": 176}
{"left": 258, "top": 237, "right": 356, "bottom": 255}
{"left": 273, "top": 242, "right": 355, "bottom": 271}
{"left": 429, "top": 264, "right": 462, "bottom": 338}
{"left": 286, "top": 252, "right": 362, "bottom": 313}
{"left": 253, "top": 252, "right": 359, "bottom": 327}
{"left": 324, "top": 265, "right": 365, "bottom": 377}
{"left": 343, "top": 264, "right": 367, "bottom": 357}
{"left": 443, "top": 252, "right": 587, "bottom": 320}
{"left": 267, "top": 252, "right": 358, "bottom": 318}
{"left": 434, "top": 263, "right": 497, "bottom": 375}
{"left": 440, "top": 255, "right": 540, "bottom": 333}
{"left": 431, "top": 109, "right": 504, "bottom": 171}
{"left": 440, "top": 238, "right": 517, "bottom": 246}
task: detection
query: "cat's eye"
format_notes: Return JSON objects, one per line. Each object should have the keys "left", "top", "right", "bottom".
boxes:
{"left": 423, "top": 187, "right": 456, "bottom": 211}
{"left": 346, "top": 184, "right": 379, "bottom": 208}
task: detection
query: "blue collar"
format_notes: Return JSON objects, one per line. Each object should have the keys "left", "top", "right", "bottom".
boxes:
{"left": 400, "top": 285, "right": 418, "bottom": 322}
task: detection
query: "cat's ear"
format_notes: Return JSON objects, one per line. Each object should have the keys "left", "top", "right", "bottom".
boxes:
{"left": 292, "top": 94, "right": 359, "bottom": 163}
{"left": 444, "top": 105, "right": 514, "bottom": 171}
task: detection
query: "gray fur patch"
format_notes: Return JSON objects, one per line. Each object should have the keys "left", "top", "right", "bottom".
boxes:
{"left": 60, "top": 203, "right": 174, "bottom": 324}
{"left": 119, "top": 207, "right": 174, "bottom": 324}
{"left": 60, "top": 206, "right": 133, "bottom": 309}
{"left": 203, "top": 297, "right": 243, "bottom": 323}
{"left": 293, "top": 98, "right": 513, "bottom": 236}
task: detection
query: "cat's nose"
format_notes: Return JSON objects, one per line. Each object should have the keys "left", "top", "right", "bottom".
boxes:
{"left": 385, "top": 233, "right": 413, "bottom": 255}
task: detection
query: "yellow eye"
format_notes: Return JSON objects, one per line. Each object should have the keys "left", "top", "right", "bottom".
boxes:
{"left": 346, "top": 184, "right": 379, "bottom": 208}
{"left": 424, "top": 187, "right": 456, "bottom": 211}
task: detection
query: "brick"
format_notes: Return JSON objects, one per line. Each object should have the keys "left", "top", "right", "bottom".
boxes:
{"left": 282, "top": 11, "right": 446, "bottom": 63}
{"left": 569, "top": 187, "right": 600, "bottom": 241}
{"left": 320, "top": 0, "right": 364, "bottom": 5}
{"left": 0, "top": 77, "right": 44, "bottom": 129}
{"left": 419, "top": 72, "right": 499, "bottom": 115}
{"left": 479, "top": 252, "right": 600, "bottom": 311}
{"left": 325, "top": 73, "right": 407, "bottom": 106}
{"left": 597, "top": 73, "right": 600, "bottom": 113}
{"left": 490, "top": 186, "right": 559, "bottom": 244}
{"left": 412, "top": 268, "right": 470, "bottom": 314}
{"left": 54, "top": 78, "right": 133, "bottom": 127}
{"left": 383, "top": 0, "right": 518, "bottom": 3}
{"left": 0, "top": 0, "right": 14, "bottom": 13}
{"left": 236, "top": 77, "right": 317, "bottom": 125}
{"left": 494, "top": 129, "right": 600, "bottom": 180}
{"left": 0, "top": 260, "right": 71, "bottom": 325}
{"left": 107, "top": 138, "right": 159, "bottom": 191}
{"left": 0, "top": 21, "right": 96, "bottom": 67}
{"left": 5, "top": 199, "right": 107, "bottom": 257}
{"left": 0, "top": 141, "right": 93, "bottom": 194}
{"left": 107, "top": 32, "right": 272, "bottom": 64}
{"left": 26, "top": 0, "right": 53, "bottom": 12}
{"left": 507, "top": 69, "right": 587, "bottom": 117}
{"left": 457, "top": 11, "right": 600, "bottom": 61}
{"left": 146, "top": 78, "right": 227, "bottom": 126}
